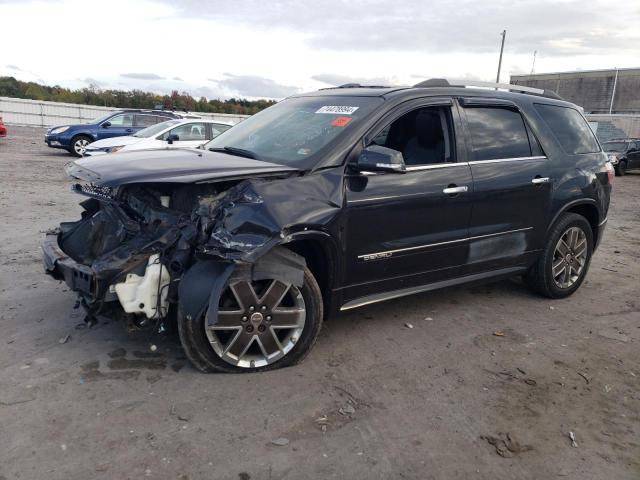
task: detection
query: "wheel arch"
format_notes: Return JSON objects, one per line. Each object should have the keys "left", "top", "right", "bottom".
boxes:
{"left": 283, "top": 231, "right": 340, "bottom": 314}
{"left": 548, "top": 199, "right": 601, "bottom": 246}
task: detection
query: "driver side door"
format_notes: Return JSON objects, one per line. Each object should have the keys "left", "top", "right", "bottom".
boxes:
{"left": 342, "top": 98, "right": 474, "bottom": 304}
{"left": 98, "top": 113, "right": 134, "bottom": 140}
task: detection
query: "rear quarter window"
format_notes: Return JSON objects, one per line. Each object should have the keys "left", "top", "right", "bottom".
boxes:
{"left": 534, "top": 104, "right": 600, "bottom": 155}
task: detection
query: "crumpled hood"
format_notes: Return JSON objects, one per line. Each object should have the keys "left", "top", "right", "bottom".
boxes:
{"left": 66, "top": 148, "right": 299, "bottom": 186}
{"left": 86, "top": 135, "right": 142, "bottom": 149}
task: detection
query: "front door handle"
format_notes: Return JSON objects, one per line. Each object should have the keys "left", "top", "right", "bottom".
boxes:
{"left": 531, "top": 176, "right": 550, "bottom": 185}
{"left": 443, "top": 185, "right": 468, "bottom": 195}
{"left": 126, "top": 128, "right": 133, "bottom": 133}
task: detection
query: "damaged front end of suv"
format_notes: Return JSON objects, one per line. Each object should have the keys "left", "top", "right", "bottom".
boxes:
{"left": 42, "top": 147, "right": 342, "bottom": 372}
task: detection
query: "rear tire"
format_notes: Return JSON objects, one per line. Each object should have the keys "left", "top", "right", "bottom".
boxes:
{"left": 615, "top": 160, "right": 627, "bottom": 176}
{"left": 69, "top": 135, "right": 92, "bottom": 157}
{"left": 524, "top": 213, "right": 593, "bottom": 299}
{"left": 178, "top": 267, "right": 323, "bottom": 373}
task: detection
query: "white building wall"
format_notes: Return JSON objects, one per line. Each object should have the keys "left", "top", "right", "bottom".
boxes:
{"left": 0, "top": 96, "right": 249, "bottom": 127}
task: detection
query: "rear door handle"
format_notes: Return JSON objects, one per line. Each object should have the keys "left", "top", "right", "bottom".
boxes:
{"left": 443, "top": 185, "right": 468, "bottom": 195}
{"left": 531, "top": 177, "right": 550, "bottom": 185}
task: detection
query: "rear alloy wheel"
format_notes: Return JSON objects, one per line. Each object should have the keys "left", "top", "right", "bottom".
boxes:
{"left": 615, "top": 160, "right": 626, "bottom": 176}
{"left": 178, "top": 267, "right": 323, "bottom": 373}
{"left": 524, "top": 212, "right": 593, "bottom": 298}
{"left": 70, "top": 135, "right": 91, "bottom": 157}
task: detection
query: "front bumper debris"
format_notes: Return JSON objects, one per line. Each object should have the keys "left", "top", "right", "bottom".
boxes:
{"left": 42, "top": 232, "right": 95, "bottom": 296}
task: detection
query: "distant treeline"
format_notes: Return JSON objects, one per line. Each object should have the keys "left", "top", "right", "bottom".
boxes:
{"left": 0, "top": 76, "right": 276, "bottom": 115}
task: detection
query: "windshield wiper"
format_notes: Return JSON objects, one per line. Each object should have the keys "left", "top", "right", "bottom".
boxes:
{"left": 209, "top": 146, "right": 260, "bottom": 160}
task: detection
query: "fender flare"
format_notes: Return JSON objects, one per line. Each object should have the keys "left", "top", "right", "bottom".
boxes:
{"left": 178, "top": 247, "right": 307, "bottom": 327}
{"left": 545, "top": 198, "right": 602, "bottom": 237}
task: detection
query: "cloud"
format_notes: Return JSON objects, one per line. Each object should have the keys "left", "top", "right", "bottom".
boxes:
{"left": 120, "top": 72, "right": 165, "bottom": 80}
{"left": 215, "top": 74, "right": 300, "bottom": 98}
{"left": 311, "top": 73, "right": 398, "bottom": 86}
{"left": 162, "top": 0, "right": 640, "bottom": 57}
{"left": 83, "top": 77, "right": 103, "bottom": 86}
{"left": 173, "top": 76, "right": 183, "bottom": 81}
{"left": 6, "top": 64, "right": 20, "bottom": 70}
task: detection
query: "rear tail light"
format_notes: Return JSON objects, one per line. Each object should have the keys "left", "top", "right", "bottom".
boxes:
{"left": 605, "top": 162, "right": 615, "bottom": 186}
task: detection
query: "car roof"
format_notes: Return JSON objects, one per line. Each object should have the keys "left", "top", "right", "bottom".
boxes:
{"left": 293, "top": 79, "right": 576, "bottom": 108}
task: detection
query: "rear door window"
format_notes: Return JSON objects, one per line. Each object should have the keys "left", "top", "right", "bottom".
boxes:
{"left": 134, "top": 114, "right": 159, "bottom": 127}
{"left": 108, "top": 113, "right": 133, "bottom": 127}
{"left": 463, "top": 106, "right": 532, "bottom": 161}
{"left": 534, "top": 104, "right": 600, "bottom": 154}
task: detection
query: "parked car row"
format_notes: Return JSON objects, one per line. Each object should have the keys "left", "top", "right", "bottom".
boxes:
{"left": 44, "top": 108, "right": 232, "bottom": 157}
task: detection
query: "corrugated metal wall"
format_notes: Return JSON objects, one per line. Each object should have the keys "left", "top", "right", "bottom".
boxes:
{"left": 0, "top": 96, "right": 249, "bottom": 127}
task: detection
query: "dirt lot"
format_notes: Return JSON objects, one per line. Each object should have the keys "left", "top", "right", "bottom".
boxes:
{"left": 0, "top": 126, "right": 638, "bottom": 480}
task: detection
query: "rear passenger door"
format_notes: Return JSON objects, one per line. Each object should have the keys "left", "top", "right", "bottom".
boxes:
{"left": 459, "top": 98, "right": 552, "bottom": 273}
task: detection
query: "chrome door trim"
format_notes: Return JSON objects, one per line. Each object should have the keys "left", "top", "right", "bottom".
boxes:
{"left": 405, "top": 162, "right": 469, "bottom": 172}
{"left": 356, "top": 227, "right": 533, "bottom": 260}
{"left": 467, "top": 156, "right": 547, "bottom": 165}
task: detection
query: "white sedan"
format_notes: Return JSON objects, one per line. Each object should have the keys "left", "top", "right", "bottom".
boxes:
{"left": 83, "top": 119, "right": 233, "bottom": 156}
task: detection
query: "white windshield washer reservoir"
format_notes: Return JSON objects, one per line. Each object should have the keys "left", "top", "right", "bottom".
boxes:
{"left": 113, "top": 254, "right": 170, "bottom": 319}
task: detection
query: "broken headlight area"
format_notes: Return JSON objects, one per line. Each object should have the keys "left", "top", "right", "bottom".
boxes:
{"left": 46, "top": 182, "right": 236, "bottom": 327}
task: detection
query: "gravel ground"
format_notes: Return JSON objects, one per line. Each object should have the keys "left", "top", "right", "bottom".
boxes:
{"left": 0, "top": 126, "right": 638, "bottom": 480}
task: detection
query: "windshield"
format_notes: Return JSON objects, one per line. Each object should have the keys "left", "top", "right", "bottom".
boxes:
{"left": 133, "top": 120, "right": 181, "bottom": 138}
{"left": 602, "top": 141, "right": 628, "bottom": 152}
{"left": 203, "top": 96, "right": 383, "bottom": 167}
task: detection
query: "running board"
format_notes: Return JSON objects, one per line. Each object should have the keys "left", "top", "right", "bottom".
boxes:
{"left": 340, "top": 267, "right": 526, "bottom": 311}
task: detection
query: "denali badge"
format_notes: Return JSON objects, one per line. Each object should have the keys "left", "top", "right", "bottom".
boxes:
{"left": 360, "top": 252, "right": 393, "bottom": 261}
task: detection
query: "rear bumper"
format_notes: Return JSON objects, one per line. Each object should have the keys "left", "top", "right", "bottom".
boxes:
{"left": 42, "top": 232, "right": 95, "bottom": 296}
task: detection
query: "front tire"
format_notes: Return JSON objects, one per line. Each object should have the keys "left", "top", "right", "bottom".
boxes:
{"left": 69, "top": 135, "right": 92, "bottom": 157}
{"left": 178, "top": 267, "right": 323, "bottom": 373}
{"left": 615, "top": 160, "right": 627, "bottom": 176}
{"left": 524, "top": 213, "right": 593, "bottom": 299}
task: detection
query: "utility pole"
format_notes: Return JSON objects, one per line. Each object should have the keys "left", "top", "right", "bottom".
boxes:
{"left": 531, "top": 50, "right": 537, "bottom": 75}
{"left": 496, "top": 30, "right": 506, "bottom": 84}
{"left": 609, "top": 67, "right": 619, "bottom": 115}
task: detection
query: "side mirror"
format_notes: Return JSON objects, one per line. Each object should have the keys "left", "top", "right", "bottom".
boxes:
{"left": 102, "top": 121, "right": 111, "bottom": 128}
{"left": 355, "top": 145, "right": 406, "bottom": 173}
{"left": 166, "top": 133, "right": 179, "bottom": 144}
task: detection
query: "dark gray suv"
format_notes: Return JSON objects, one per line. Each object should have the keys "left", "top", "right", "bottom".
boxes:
{"left": 42, "top": 79, "right": 613, "bottom": 373}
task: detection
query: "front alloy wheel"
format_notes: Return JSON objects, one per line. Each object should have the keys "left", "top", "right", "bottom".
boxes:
{"left": 207, "top": 279, "right": 306, "bottom": 368}
{"left": 178, "top": 266, "right": 323, "bottom": 373}
{"left": 71, "top": 136, "right": 91, "bottom": 156}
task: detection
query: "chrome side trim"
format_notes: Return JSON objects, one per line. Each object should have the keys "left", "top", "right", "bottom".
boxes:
{"left": 598, "top": 217, "right": 608, "bottom": 227}
{"left": 405, "top": 163, "right": 469, "bottom": 171}
{"left": 467, "top": 156, "right": 547, "bottom": 165}
{"left": 357, "top": 227, "right": 533, "bottom": 260}
{"left": 340, "top": 266, "right": 526, "bottom": 311}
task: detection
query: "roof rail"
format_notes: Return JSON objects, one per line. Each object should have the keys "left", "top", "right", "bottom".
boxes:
{"left": 319, "top": 83, "right": 393, "bottom": 90}
{"left": 413, "top": 78, "right": 563, "bottom": 100}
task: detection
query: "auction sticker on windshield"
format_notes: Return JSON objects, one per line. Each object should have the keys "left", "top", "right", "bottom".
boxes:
{"left": 316, "top": 106, "right": 359, "bottom": 114}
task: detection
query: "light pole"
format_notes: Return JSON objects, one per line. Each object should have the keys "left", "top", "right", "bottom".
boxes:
{"left": 496, "top": 30, "right": 506, "bottom": 84}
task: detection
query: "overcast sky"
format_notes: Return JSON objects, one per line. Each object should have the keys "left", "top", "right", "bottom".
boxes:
{"left": 1, "top": 0, "right": 639, "bottom": 99}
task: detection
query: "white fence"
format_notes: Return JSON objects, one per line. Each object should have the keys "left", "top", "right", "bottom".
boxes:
{"left": 0, "top": 96, "right": 249, "bottom": 127}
